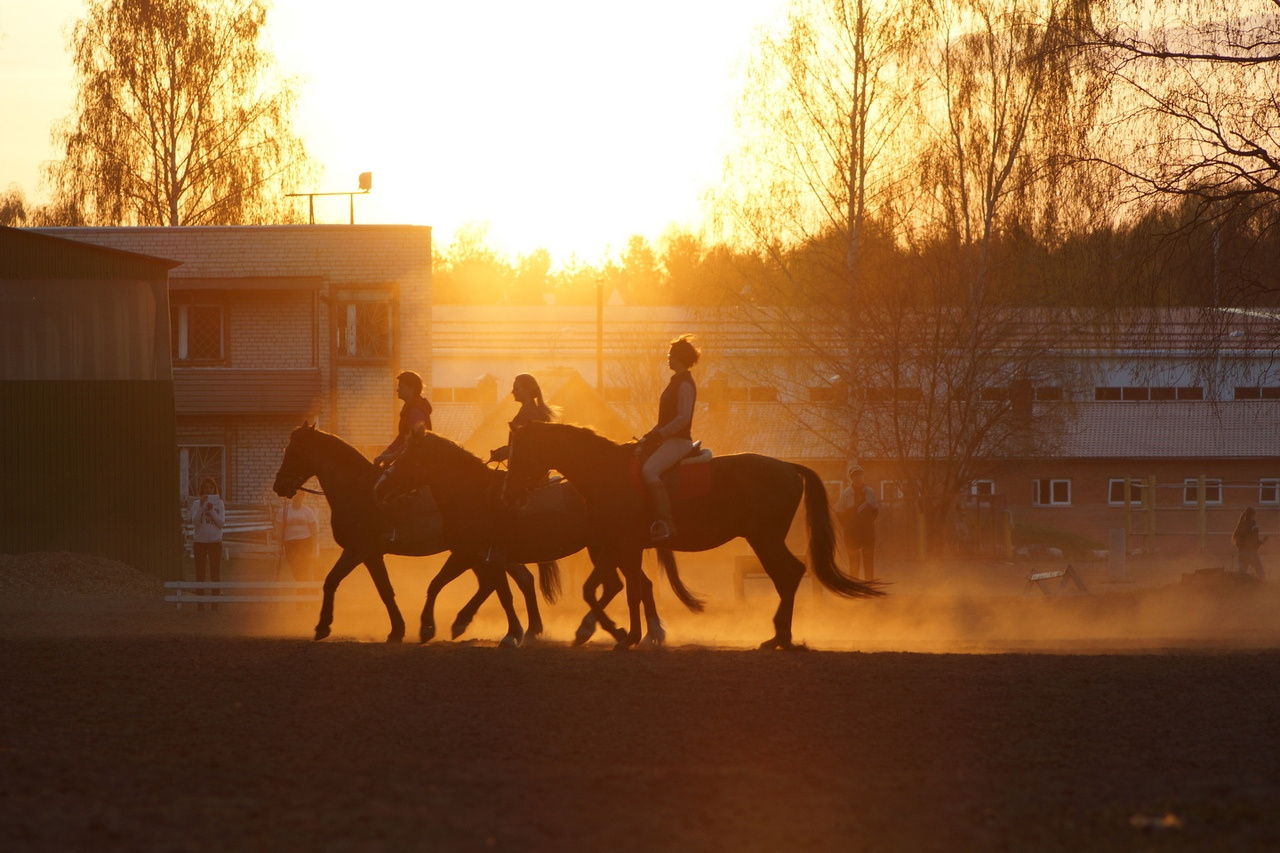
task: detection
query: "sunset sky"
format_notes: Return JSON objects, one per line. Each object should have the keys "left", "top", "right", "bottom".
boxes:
{"left": 0, "top": 0, "right": 786, "bottom": 264}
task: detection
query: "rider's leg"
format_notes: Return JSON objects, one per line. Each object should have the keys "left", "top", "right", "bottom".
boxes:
{"left": 641, "top": 438, "right": 692, "bottom": 542}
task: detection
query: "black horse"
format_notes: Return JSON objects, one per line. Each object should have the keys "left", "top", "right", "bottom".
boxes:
{"left": 376, "top": 425, "right": 694, "bottom": 647}
{"left": 272, "top": 423, "right": 527, "bottom": 645}
{"left": 506, "top": 421, "right": 884, "bottom": 649}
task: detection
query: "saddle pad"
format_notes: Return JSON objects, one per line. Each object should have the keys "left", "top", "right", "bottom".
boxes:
{"left": 629, "top": 455, "right": 712, "bottom": 502}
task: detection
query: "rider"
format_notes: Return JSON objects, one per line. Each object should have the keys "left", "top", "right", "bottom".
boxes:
{"left": 375, "top": 370, "right": 435, "bottom": 548}
{"left": 374, "top": 370, "right": 433, "bottom": 468}
{"left": 636, "top": 335, "right": 699, "bottom": 542}
{"left": 489, "top": 373, "right": 556, "bottom": 469}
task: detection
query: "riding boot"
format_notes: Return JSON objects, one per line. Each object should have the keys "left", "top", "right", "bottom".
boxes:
{"left": 645, "top": 482, "right": 677, "bottom": 542}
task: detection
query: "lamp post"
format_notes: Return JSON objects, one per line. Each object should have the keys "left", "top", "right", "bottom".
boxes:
{"left": 596, "top": 278, "right": 604, "bottom": 390}
{"left": 287, "top": 172, "right": 372, "bottom": 224}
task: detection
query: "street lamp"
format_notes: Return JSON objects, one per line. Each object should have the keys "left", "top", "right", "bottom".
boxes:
{"left": 287, "top": 172, "right": 373, "bottom": 224}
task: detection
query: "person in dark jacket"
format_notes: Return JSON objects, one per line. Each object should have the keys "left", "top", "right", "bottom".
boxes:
{"left": 374, "top": 370, "right": 433, "bottom": 468}
{"left": 1233, "top": 506, "right": 1266, "bottom": 579}
{"left": 636, "top": 335, "right": 699, "bottom": 542}
{"left": 375, "top": 370, "right": 435, "bottom": 548}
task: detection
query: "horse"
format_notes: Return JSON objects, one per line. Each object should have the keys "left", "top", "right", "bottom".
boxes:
{"left": 506, "top": 420, "right": 884, "bottom": 649}
{"left": 376, "top": 425, "right": 694, "bottom": 647}
{"left": 272, "top": 422, "right": 528, "bottom": 646}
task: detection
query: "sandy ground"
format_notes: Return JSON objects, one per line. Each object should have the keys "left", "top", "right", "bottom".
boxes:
{"left": 4, "top": 551, "right": 1280, "bottom": 851}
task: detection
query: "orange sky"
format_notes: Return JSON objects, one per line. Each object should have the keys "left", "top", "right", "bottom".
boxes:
{"left": 0, "top": 0, "right": 786, "bottom": 265}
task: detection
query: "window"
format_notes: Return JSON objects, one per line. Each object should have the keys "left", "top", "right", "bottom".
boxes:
{"left": 1108, "top": 478, "right": 1149, "bottom": 506}
{"left": 335, "top": 301, "right": 392, "bottom": 360}
{"left": 1034, "top": 386, "right": 1063, "bottom": 401}
{"left": 1182, "top": 478, "right": 1222, "bottom": 506}
{"left": 1261, "top": 479, "right": 1280, "bottom": 506}
{"left": 1095, "top": 385, "right": 1202, "bottom": 401}
{"left": 1235, "top": 387, "right": 1280, "bottom": 400}
{"left": 1032, "top": 479, "right": 1071, "bottom": 506}
{"left": 970, "top": 480, "right": 995, "bottom": 497}
{"left": 170, "top": 301, "right": 224, "bottom": 362}
{"left": 178, "top": 445, "right": 224, "bottom": 499}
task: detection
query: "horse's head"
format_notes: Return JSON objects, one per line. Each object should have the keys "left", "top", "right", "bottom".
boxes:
{"left": 273, "top": 422, "right": 321, "bottom": 498}
{"left": 373, "top": 423, "right": 431, "bottom": 507}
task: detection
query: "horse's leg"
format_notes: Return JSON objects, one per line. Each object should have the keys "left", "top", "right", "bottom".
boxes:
{"left": 581, "top": 546, "right": 627, "bottom": 645}
{"left": 314, "top": 549, "right": 363, "bottom": 641}
{"left": 573, "top": 566, "right": 615, "bottom": 645}
{"left": 750, "top": 536, "right": 806, "bottom": 650}
{"left": 363, "top": 553, "right": 405, "bottom": 642}
{"left": 640, "top": 557, "right": 666, "bottom": 648}
{"left": 422, "top": 552, "right": 471, "bottom": 643}
{"left": 618, "top": 549, "right": 652, "bottom": 650}
{"left": 451, "top": 566, "right": 492, "bottom": 640}
{"left": 479, "top": 560, "right": 524, "bottom": 648}
{"left": 506, "top": 563, "right": 542, "bottom": 640}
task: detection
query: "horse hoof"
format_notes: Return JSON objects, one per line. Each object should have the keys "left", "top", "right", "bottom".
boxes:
{"left": 499, "top": 634, "right": 521, "bottom": 649}
{"left": 419, "top": 624, "right": 436, "bottom": 644}
{"left": 450, "top": 620, "right": 468, "bottom": 640}
{"left": 758, "top": 637, "right": 780, "bottom": 650}
{"left": 386, "top": 631, "right": 403, "bottom": 643}
{"left": 521, "top": 631, "right": 539, "bottom": 647}
{"left": 611, "top": 640, "right": 632, "bottom": 651}
{"left": 314, "top": 626, "right": 331, "bottom": 641}
{"left": 609, "top": 627, "right": 628, "bottom": 643}
{"left": 572, "top": 632, "right": 592, "bottom": 647}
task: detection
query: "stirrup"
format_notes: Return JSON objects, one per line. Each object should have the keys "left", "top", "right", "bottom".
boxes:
{"left": 649, "top": 520, "right": 675, "bottom": 542}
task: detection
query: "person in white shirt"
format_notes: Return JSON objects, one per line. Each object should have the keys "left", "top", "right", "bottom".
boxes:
{"left": 835, "top": 464, "right": 879, "bottom": 580}
{"left": 278, "top": 492, "right": 321, "bottom": 582}
{"left": 190, "top": 477, "right": 225, "bottom": 610}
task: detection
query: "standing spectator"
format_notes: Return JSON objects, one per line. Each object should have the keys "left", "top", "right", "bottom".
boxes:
{"left": 190, "top": 477, "right": 225, "bottom": 611}
{"left": 1233, "top": 506, "right": 1266, "bottom": 580}
{"left": 278, "top": 492, "right": 320, "bottom": 582}
{"left": 835, "top": 464, "right": 879, "bottom": 580}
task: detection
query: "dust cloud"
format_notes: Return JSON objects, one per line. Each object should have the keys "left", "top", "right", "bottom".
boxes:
{"left": 241, "top": 550, "right": 1280, "bottom": 652}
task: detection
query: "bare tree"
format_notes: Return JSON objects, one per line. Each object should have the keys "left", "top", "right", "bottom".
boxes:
{"left": 714, "top": 0, "right": 1101, "bottom": 550}
{"left": 45, "top": 0, "right": 313, "bottom": 226}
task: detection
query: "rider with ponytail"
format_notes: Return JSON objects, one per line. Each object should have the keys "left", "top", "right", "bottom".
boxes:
{"left": 489, "top": 373, "right": 557, "bottom": 466}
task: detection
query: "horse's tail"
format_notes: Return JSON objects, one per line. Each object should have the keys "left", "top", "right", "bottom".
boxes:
{"left": 795, "top": 464, "right": 885, "bottom": 599}
{"left": 536, "top": 561, "right": 562, "bottom": 603}
{"left": 656, "top": 547, "right": 705, "bottom": 612}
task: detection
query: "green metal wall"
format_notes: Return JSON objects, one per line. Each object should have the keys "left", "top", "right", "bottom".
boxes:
{"left": 0, "top": 380, "right": 182, "bottom": 579}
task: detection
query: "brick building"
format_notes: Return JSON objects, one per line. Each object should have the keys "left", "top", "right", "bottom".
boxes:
{"left": 37, "top": 225, "right": 432, "bottom": 517}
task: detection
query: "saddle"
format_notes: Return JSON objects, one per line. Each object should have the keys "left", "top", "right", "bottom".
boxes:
{"left": 630, "top": 442, "right": 713, "bottom": 501}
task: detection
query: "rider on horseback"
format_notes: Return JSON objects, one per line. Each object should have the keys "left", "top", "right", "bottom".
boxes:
{"left": 636, "top": 335, "right": 699, "bottom": 542}
{"left": 489, "top": 373, "right": 556, "bottom": 470}
{"left": 374, "top": 371, "right": 433, "bottom": 467}
{"left": 375, "top": 370, "right": 435, "bottom": 548}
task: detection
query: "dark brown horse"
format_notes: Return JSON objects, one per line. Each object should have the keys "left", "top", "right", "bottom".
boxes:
{"left": 506, "top": 421, "right": 884, "bottom": 649}
{"left": 374, "top": 426, "right": 691, "bottom": 646}
{"left": 272, "top": 423, "right": 527, "bottom": 645}
{"left": 372, "top": 426, "right": 589, "bottom": 643}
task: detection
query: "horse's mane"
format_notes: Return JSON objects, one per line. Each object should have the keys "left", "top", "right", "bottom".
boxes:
{"left": 298, "top": 425, "right": 376, "bottom": 469}
{"left": 412, "top": 429, "right": 489, "bottom": 472}
{"left": 530, "top": 421, "right": 635, "bottom": 455}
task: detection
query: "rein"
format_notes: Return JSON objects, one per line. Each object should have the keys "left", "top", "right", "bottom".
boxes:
{"left": 298, "top": 485, "right": 325, "bottom": 496}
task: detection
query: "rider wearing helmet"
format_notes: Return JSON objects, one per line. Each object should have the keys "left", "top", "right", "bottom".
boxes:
{"left": 636, "top": 335, "right": 699, "bottom": 542}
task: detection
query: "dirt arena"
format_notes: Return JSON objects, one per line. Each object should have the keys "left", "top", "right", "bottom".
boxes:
{"left": 4, "top": 551, "right": 1280, "bottom": 851}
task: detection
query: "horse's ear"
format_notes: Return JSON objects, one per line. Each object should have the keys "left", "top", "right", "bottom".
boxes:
{"left": 304, "top": 420, "right": 315, "bottom": 431}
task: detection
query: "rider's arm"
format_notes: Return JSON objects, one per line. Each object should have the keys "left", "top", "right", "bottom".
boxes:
{"left": 657, "top": 381, "right": 695, "bottom": 438}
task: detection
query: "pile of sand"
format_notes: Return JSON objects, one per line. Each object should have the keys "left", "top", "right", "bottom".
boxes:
{"left": 0, "top": 552, "right": 165, "bottom": 599}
